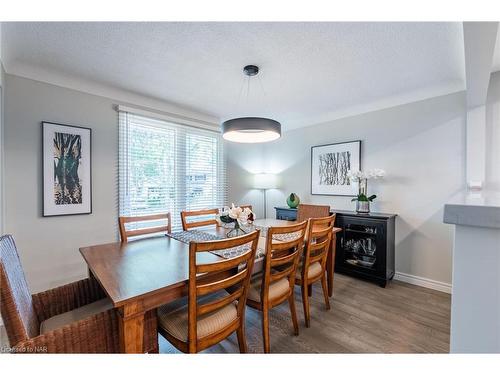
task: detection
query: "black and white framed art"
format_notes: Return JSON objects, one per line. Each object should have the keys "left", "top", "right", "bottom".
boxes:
{"left": 311, "top": 140, "right": 361, "bottom": 196}
{"left": 42, "top": 121, "right": 92, "bottom": 216}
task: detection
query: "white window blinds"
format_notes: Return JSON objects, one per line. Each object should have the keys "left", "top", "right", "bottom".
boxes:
{"left": 118, "top": 110, "right": 226, "bottom": 232}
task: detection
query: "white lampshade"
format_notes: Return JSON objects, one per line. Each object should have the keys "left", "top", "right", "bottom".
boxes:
{"left": 254, "top": 173, "right": 278, "bottom": 189}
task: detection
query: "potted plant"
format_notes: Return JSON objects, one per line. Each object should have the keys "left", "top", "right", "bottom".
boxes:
{"left": 347, "top": 169, "right": 386, "bottom": 213}
{"left": 217, "top": 204, "right": 255, "bottom": 237}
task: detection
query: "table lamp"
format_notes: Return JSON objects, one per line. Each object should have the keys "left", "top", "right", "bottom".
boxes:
{"left": 253, "top": 173, "right": 278, "bottom": 218}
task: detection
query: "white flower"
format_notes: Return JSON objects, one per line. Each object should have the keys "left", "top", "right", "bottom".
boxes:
{"left": 227, "top": 203, "right": 242, "bottom": 219}
{"left": 348, "top": 168, "right": 386, "bottom": 181}
{"left": 220, "top": 204, "right": 255, "bottom": 224}
{"left": 347, "top": 170, "right": 364, "bottom": 181}
{"left": 240, "top": 207, "right": 255, "bottom": 224}
{"left": 371, "top": 168, "right": 386, "bottom": 178}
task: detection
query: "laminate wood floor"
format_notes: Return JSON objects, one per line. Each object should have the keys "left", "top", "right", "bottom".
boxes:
{"left": 0, "top": 274, "right": 451, "bottom": 354}
{"left": 159, "top": 274, "right": 451, "bottom": 353}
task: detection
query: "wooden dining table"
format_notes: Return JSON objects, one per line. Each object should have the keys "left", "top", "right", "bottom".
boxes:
{"left": 79, "top": 218, "right": 341, "bottom": 353}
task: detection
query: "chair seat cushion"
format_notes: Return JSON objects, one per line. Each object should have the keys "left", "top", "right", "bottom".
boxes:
{"left": 297, "top": 261, "right": 323, "bottom": 280}
{"left": 40, "top": 298, "right": 113, "bottom": 333}
{"left": 157, "top": 294, "right": 238, "bottom": 342}
{"left": 247, "top": 276, "right": 290, "bottom": 303}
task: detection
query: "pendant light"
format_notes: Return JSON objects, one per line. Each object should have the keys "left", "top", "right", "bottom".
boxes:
{"left": 222, "top": 65, "right": 281, "bottom": 143}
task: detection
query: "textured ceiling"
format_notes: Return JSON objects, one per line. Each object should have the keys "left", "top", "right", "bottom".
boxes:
{"left": 2, "top": 22, "right": 466, "bottom": 130}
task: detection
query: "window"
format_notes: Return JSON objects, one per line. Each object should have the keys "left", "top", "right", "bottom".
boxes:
{"left": 118, "top": 110, "right": 226, "bottom": 232}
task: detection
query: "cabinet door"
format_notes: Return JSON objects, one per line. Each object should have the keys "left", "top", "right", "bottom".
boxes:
{"left": 337, "top": 216, "right": 386, "bottom": 276}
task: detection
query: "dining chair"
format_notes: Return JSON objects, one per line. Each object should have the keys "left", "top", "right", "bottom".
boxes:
{"left": 296, "top": 204, "right": 331, "bottom": 223}
{"left": 119, "top": 213, "right": 171, "bottom": 242}
{"left": 295, "top": 215, "right": 336, "bottom": 327}
{"left": 245, "top": 221, "right": 308, "bottom": 353}
{"left": 157, "top": 230, "right": 260, "bottom": 353}
{"left": 239, "top": 204, "right": 253, "bottom": 211}
{"left": 0, "top": 234, "right": 158, "bottom": 353}
{"left": 181, "top": 208, "right": 220, "bottom": 231}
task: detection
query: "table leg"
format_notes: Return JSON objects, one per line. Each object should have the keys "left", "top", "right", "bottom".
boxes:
{"left": 118, "top": 302, "right": 145, "bottom": 353}
{"left": 327, "top": 233, "right": 337, "bottom": 297}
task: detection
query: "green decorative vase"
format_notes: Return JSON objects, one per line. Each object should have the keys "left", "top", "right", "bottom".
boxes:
{"left": 286, "top": 193, "right": 300, "bottom": 208}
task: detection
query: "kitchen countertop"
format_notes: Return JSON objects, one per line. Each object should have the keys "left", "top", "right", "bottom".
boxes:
{"left": 443, "top": 190, "right": 500, "bottom": 229}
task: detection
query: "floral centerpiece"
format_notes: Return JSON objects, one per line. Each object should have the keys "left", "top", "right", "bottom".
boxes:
{"left": 347, "top": 169, "right": 386, "bottom": 213}
{"left": 217, "top": 204, "right": 255, "bottom": 237}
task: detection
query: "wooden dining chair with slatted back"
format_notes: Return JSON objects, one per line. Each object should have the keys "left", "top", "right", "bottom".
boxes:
{"left": 296, "top": 204, "right": 330, "bottom": 223}
{"left": 296, "top": 204, "right": 332, "bottom": 295}
{"left": 157, "top": 230, "right": 260, "bottom": 353}
{"left": 118, "top": 213, "right": 171, "bottom": 242}
{"left": 295, "top": 214, "right": 336, "bottom": 327}
{"left": 245, "top": 220, "right": 308, "bottom": 353}
{"left": 180, "top": 208, "right": 220, "bottom": 231}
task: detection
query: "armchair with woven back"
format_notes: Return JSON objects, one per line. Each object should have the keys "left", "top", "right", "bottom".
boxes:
{"left": 0, "top": 234, "right": 158, "bottom": 353}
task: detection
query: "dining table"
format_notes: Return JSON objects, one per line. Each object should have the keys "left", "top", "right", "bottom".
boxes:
{"left": 79, "top": 218, "right": 341, "bottom": 353}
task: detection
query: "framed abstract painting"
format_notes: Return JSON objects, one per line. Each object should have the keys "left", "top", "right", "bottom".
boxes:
{"left": 311, "top": 140, "right": 361, "bottom": 196}
{"left": 42, "top": 121, "right": 92, "bottom": 216}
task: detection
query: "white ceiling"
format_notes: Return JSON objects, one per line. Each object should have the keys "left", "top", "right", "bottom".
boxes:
{"left": 2, "top": 22, "right": 466, "bottom": 130}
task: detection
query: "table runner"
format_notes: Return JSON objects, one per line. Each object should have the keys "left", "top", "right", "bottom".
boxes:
{"left": 253, "top": 225, "right": 303, "bottom": 242}
{"left": 167, "top": 230, "right": 263, "bottom": 259}
{"left": 168, "top": 226, "right": 301, "bottom": 260}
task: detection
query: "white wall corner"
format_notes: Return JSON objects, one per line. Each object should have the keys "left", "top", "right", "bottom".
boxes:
{"left": 463, "top": 22, "right": 498, "bottom": 189}
{"left": 0, "top": 21, "right": 3, "bottom": 69}
{"left": 394, "top": 272, "right": 452, "bottom": 294}
{"left": 463, "top": 22, "right": 498, "bottom": 108}
{"left": 466, "top": 106, "right": 487, "bottom": 185}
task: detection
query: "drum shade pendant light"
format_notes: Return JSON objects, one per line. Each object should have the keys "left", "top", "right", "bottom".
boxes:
{"left": 222, "top": 65, "right": 281, "bottom": 143}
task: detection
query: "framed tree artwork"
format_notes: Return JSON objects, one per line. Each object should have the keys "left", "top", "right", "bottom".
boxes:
{"left": 42, "top": 121, "right": 92, "bottom": 216}
{"left": 311, "top": 140, "right": 361, "bottom": 196}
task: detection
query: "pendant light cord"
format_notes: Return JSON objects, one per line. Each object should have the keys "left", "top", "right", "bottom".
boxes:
{"left": 246, "top": 75, "right": 251, "bottom": 101}
{"left": 235, "top": 75, "right": 246, "bottom": 110}
{"left": 257, "top": 72, "right": 273, "bottom": 115}
{"left": 234, "top": 64, "right": 272, "bottom": 117}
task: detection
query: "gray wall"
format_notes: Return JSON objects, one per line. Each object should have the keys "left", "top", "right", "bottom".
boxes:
{"left": 3, "top": 74, "right": 213, "bottom": 293}
{"left": 4, "top": 75, "right": 119, "bottom": 292}
{"left": 486, "top": 71, "right": 500, "bottom": 190}
{"left": 227, "top": 92, "right": 466, "bottom": 285}
{"left": 1, "top": 64, "right": 5, "bottom": 234}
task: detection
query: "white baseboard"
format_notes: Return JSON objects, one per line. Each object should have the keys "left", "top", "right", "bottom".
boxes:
{"left": 394, "top": 272, "right": 452, "bottom": 294}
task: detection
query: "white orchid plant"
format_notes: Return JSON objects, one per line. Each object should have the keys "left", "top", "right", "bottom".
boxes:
{"left": 217, "top": 204, "right": 255, "bottom": 227}
{"left": 347, "top": 169, "right": 386, "bottom": 203}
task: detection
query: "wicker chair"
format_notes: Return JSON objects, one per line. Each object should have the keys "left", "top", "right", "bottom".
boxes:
{"left": 0, "top": 234, "right": 158, "bottom": 353}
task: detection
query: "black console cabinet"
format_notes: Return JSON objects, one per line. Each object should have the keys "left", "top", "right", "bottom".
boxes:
{"left": 274, "top": 207, "right": 396, "bottom": 287}
{"left": 333, "top": 210, "right": 396, "bottom": 287}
